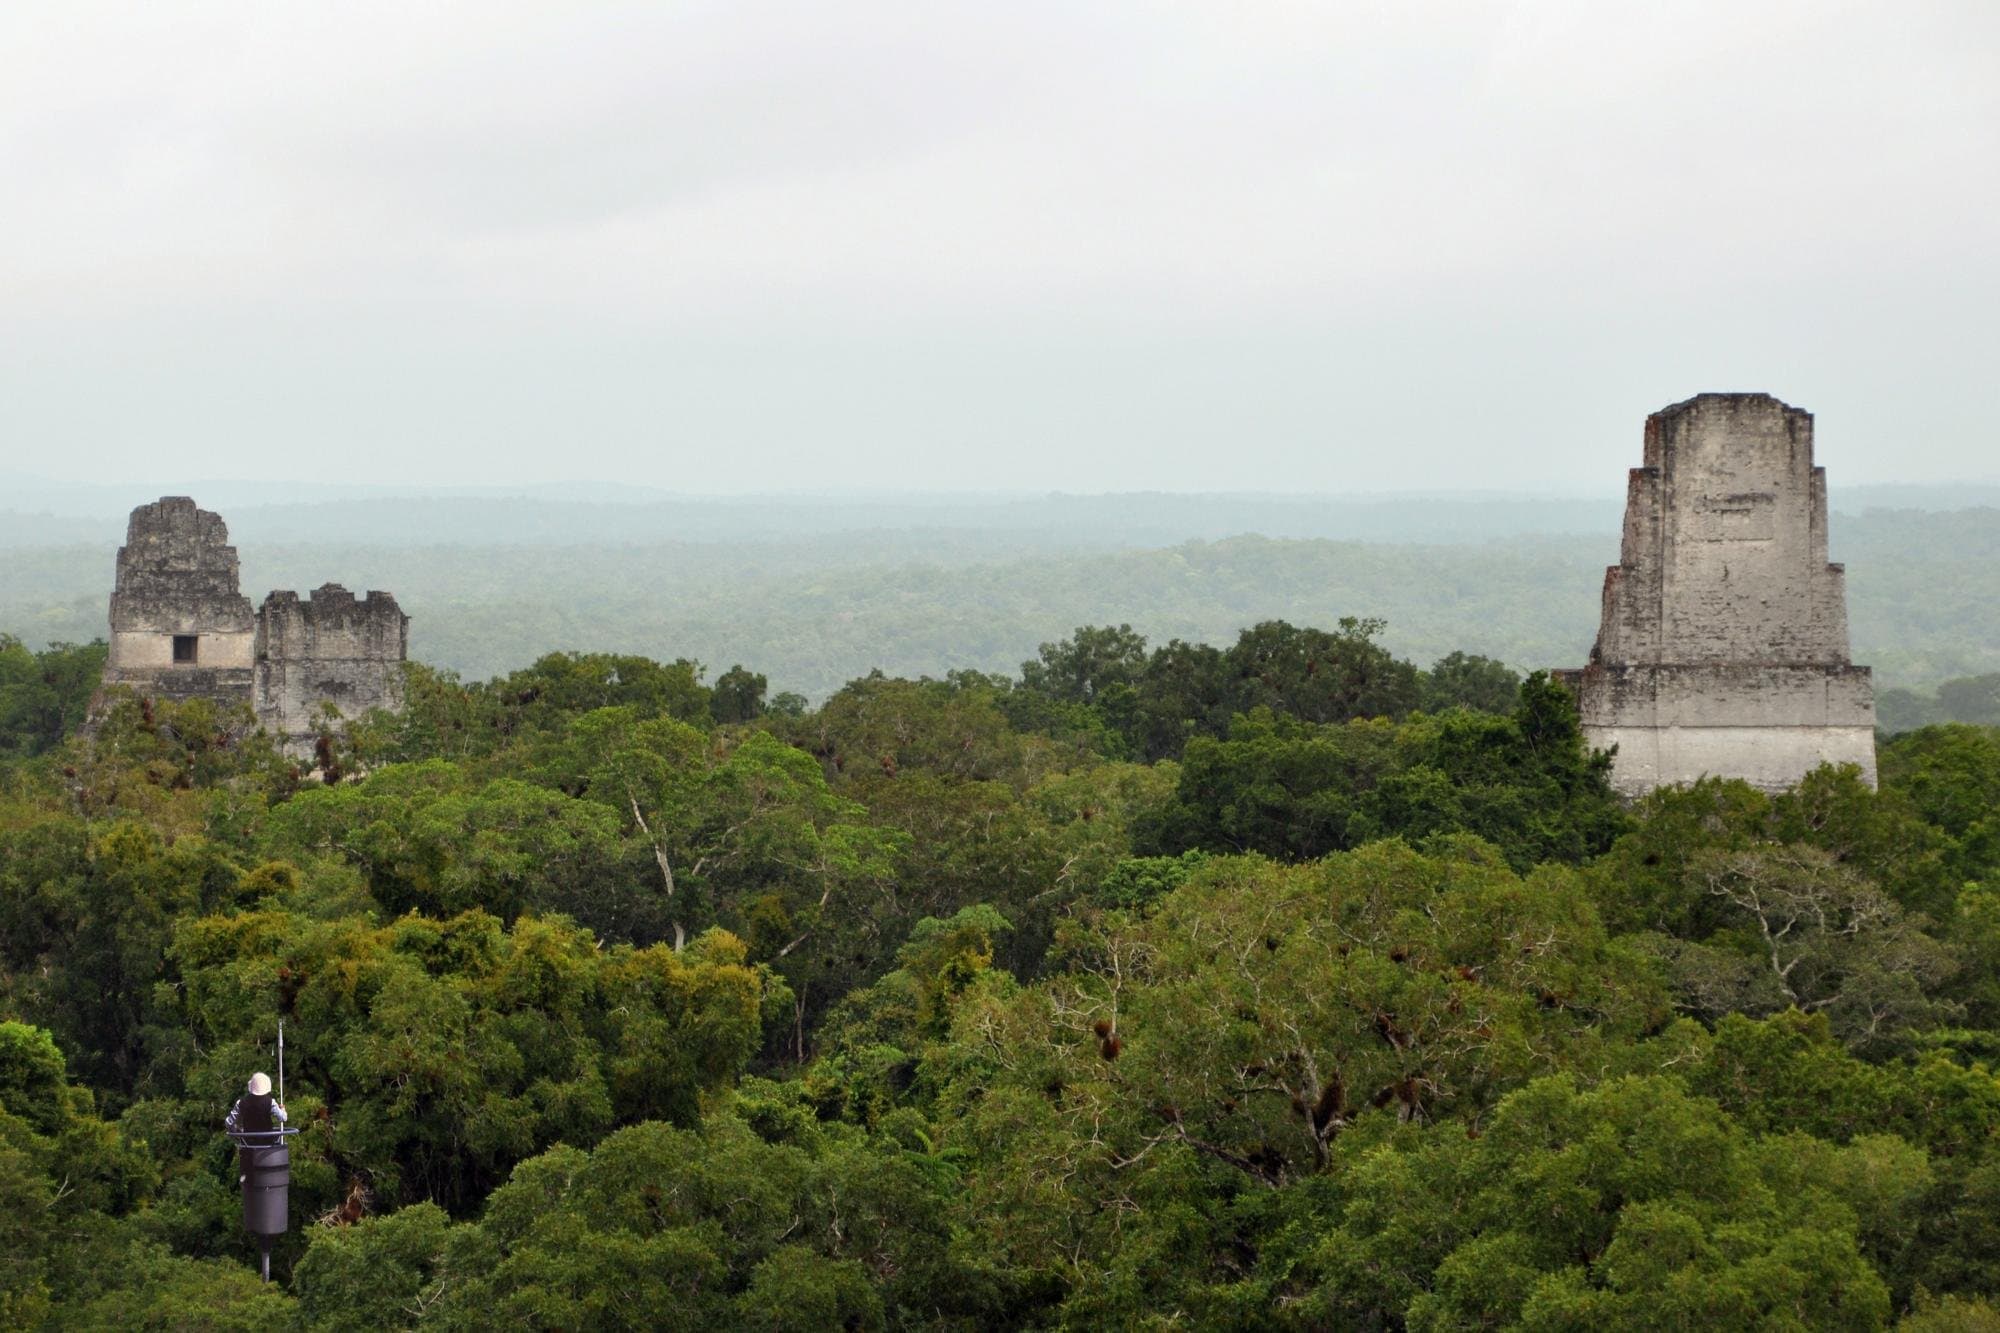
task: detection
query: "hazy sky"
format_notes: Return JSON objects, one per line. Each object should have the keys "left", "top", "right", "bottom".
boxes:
{"left": 2, "top": 2, "right": 1995, "bottom": 493}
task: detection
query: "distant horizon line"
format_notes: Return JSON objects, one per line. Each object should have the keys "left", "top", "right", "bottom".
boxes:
{"left": 9, "top": 473, "right": 2000, "bottom": 509}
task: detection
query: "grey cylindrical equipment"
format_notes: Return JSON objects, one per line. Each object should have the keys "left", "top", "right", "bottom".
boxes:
{"left": 241, "top": 1141, "right": 290, "bottom": 1235}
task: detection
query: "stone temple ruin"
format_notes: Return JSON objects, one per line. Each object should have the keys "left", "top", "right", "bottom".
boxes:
{"left": 99, "top": 497, "right": 409, "bottom": 756}
{"left": 1558, "top": 393, "right": 1877, "bottom": 797}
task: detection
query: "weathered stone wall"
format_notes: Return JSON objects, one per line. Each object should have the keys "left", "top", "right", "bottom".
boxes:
{"left": 101, "top": 497, "right": 256, "bottom": 706}
{"left": 255, "top": 584, "right": 409, "bottom": 754}
{"left": 1571, "top": 662, "right": 1876, "bottom": 793}
{"left": 1566, "top": 394, "right": 1877, "bottom": 796}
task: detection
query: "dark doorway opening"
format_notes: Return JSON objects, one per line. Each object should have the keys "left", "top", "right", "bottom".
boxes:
{"left": 173, "top": 635, "right": 198, "bottom": 664}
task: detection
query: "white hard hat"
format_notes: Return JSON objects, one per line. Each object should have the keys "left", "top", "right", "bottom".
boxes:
{"left": 247, "top": 1072, "right": 272, "bottom": 1095}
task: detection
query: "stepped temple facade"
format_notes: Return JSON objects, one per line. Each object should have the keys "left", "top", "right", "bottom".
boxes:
{"left": 1557, "top": 394, "right": 1877, "bottom": 797}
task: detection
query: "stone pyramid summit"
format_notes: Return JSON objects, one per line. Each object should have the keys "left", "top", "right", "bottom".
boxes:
{"left": 1559, "top": 394, "right": 1877, "bottom": 797}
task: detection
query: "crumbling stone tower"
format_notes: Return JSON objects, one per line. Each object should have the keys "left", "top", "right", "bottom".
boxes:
{"left": 104, "top": 497, "right": 259, "bottom": 705}
{"left": 254, "top": 584, "right": 410, "bottom": 752}
{"left": 99, "top": 497, "right": 409, "bottom": 756}
{"left": 1561, "top": 394, "right": 1877, "bottom": 796}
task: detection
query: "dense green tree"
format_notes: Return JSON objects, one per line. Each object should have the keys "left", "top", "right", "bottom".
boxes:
{"left": 0, "top": 816, "right": 247, "bottom": 1098}
{"left": 1591, "top": 764, "right": 1963, "bottom": 932}
{"left": 926, "top": 845, "right": 1668, "bottom": 1318}
{"left": 1224, "top": 617, "right": 1421, "bottom": 726}
{"left": 69, "top": 1242, "right": 297, "bottom": 1329}
{"left": 1651, "top": 844, "right": 1957, "bottom": 1052}
{"left": 1012, "top": 619, "right": 1431, "bottom": 763}
{"left": 1586, "top": 765, "right": 1971, "bottom": 1052}
{"left": 534, "top": 712, "right": 906, "bottom": 1045}
{"left": 1124, "top": 637, "right": 1233, "bottom": 761}
{"left": 836, "top": 761, "right": 1166, "bottom": 986}
{"left": 1371, "top": 673, "right": 1626, "bottom": 867}
{"left": 1140, "top": 674, "right": 1623, "bottom": 870}
{"left": 805, "top": 904, "right": 1018, "bottom": 1125}
{"left": 262, "top": 760, "right": 632, "bottom": 927}
{"left": 1420, "top": 649, "right": 1522, "bottom": 714}
{"left": 710, "top": 663, "right": 769, "bottom": 724}
{"left": 1882, "top": 726, "right": 2000, "bottom": 887}
{"left": 65, "top": 692, "right": 296, "bottom": 819}
{"left": 777, "top": 673, "right": 1030, "bottom": 785}
{"left": 1307, "top": 1075, "right": 1900, "bottom": 1329}
{"left": 0, "top": 636, "right": 105, "bottom": 758}
{"left": 289, "top": 1098, "right": 1012, "bottom": 1329}
{"left": 290, "top": 1200, "right": 454, "bottom": 1328}
{"left": 1139, "top": 710, "right": 1400, "bottom": 860}
{"left": 355, "top": 653, "right": 712, "bottom": 770}
{"left": 352, "top": 663, "right": 488, "bottom": 766}
{"left": 1018, "top": 623, "right": 1149, "bottom": 706}
{"left": 490, "top": 652, "right": 711, "bottom": 733}
{"left": 1666, "top": 1011, "right": 2000, "bottom": 1162}
{"left": 167, "top": 907, "right": 769, "bottom": 1213}
{"left": 0, "top": 1024, "right": 165, "bottom": 1322}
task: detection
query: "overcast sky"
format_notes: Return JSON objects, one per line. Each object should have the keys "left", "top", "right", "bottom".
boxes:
{"left": 2, "top": 2, "right": 1994, "bottom": 494}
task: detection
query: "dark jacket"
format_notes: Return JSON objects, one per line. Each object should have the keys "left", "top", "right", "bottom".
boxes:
{"left": 227, "top": 1088, "right": 278, "bottom": 1128}
{"left": 225, "top": 1092, "right": 284, "bottom": 1146}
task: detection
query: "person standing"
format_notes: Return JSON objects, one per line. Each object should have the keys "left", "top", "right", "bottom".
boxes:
{"left": 225, "top": 1071, "right": 287, "bottom": 1152}
{"left": 224, "top": 1071, "right": 292, "bottom": 1280}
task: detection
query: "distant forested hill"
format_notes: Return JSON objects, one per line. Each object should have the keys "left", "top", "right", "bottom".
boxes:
{"left": 6, "top": 479, "right": 1995, "bottom": 546}
{"left": 4, "top": 504, "right": 1993, "bottom": 697}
